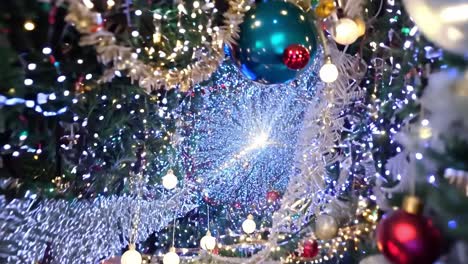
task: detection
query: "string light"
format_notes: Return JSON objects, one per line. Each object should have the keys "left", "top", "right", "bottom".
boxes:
{"left": 24, "top": 21, "right": 35, "bottom": 31}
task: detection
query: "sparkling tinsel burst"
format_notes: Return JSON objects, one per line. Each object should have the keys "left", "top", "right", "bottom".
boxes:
{"left": 185, "top": 61, "right": 321, "bottom": 206}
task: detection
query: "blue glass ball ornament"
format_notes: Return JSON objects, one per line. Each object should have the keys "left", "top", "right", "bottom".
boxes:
{"left": 230, "top": 0, "right": 318, "bottom": 84}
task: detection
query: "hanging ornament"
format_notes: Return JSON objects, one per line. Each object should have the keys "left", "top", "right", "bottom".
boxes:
{"left": 242, "top": 214, "right": 256, "bottom": 234}
{"left": 315, "top": 0, "right": 335, "bottom": 18}
{"left": 301, "top": 239, "right": 319, "bottom": 258}
{"left": 266, "top": 190, "right": 280, "bottom": 203}
{"left": 333, "top": 18, "right": 360, "bottom": 45}
{"left": 200, "top": 230, "right": 217, "bottom": 250}
{"left": 233, "top": 202, "right": 242, "bottom": 209}
{"left": 444, "top": 168, "right": 468, "bottom": 196}
{"left": 319, "top": 56, "right": 339, "bottom": 83}
{"left": 315, "top": 214, "right": 338, "bottom": 240}
{"left": 402, "top": 0, "right": 468, "bottom": 56}
{"left": 162, "top": 169, "right": 178, "bottom": 190}
{"left": 376, "top": 196, "right": 443, "bottom": 264}
{"left": 231, "top": 0, "right": 317, "bottom": 84}
{"left": 163, "top": 247, "right": 180, "bottom": 264}
{"left": 359, "top": 254, "right": 391, "bottom": 264}
{"left": 121, "top": 244, "right": 142, "bottom": 264}
{"left": 282, "top": 44, "right": 311, "bottom": 70}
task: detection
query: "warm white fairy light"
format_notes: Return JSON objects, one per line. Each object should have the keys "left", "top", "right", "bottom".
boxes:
{"left": 42, "top": 47, "right": 52, "bottom": 55}
{"left": 106, "top": 0, "right": 115, "bottom": 8}
{"left": 27, "top": 63, "right": 37, "bottom": 70}
{"left": 24, "top": 21, "right": 35, "bottom": 31}
{"left": 24, "top": 79, "right": 33, "bottom": 86}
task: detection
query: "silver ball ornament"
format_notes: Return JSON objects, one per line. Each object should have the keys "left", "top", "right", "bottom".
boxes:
{"left": 315, "top": 214, "right": 338, "bottom": 240}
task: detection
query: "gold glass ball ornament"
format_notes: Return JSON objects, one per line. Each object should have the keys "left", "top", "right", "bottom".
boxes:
{"left": 315, "top": 0, "right": 336, "bottom": 18}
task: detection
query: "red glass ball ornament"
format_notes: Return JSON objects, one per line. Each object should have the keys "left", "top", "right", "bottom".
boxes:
{"left": 233, "top": 202, "right": 242, "bottom": 209}
{"left": 301, "top": 240, "right": 319, "bottom": 258}
{"left": 376, "top": 210, "right": 443, "bottom": 264}
{"left": 282, "top": 44, "right": 311, "bottom": 70}
{"left": 266, "top": 190, "right": 280, "bottom": 203}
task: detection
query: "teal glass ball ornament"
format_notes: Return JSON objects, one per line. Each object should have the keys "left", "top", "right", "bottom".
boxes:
{"left": 231, "top": 0, "right": 318, "bottom": 84}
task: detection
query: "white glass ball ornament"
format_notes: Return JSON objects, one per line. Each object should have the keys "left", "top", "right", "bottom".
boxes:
{"left": 162, "top": 169, "right": 178, "bottom": 190}
{"left": 333, "top": 18, "right": 359, "bottom": 45}
{"left": 315, "top": 214, "right": 338, "bottom": 240}
{"left": 121, "top": 244, "right": 142, "bottom": 264}
{"left": 403, "top": 0, "right": 468, "bottom": 56}
{"left": 319, "top": 56, "right": 339, "bottom": 83}
{"left": 163, "top": 247, "right": 180, "bottom": 264}
{"left": 200, "top": 230, "right": 217, "bottom": 250}
{"left": 242, "top": 214, "right": 256, "bottom": 234}
{"left": 359, "top": 254, "right": 391, "bottom": 264}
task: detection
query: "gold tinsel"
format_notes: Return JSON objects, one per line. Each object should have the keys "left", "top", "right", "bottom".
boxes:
{"left": 64, "top": 0, "right": 250, "bottom": 93}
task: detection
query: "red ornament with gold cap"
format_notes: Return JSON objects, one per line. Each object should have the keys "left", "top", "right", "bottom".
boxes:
{"left": 301, "top": 239, "right": 319, "bottom": 259}
{"left": 376, "top": 195, "right": 443, "bottom": 264}
{"left": 282, "top": 44, "right": 311, "bottom": 70}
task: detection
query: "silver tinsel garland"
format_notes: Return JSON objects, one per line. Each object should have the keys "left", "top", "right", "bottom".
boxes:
{"left": 0, "top": 188, "right": 197, "bottom": 264}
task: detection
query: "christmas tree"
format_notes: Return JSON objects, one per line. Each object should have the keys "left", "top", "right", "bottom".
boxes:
{"left": 0, "top": 0, "right": 467, "bottom": 263}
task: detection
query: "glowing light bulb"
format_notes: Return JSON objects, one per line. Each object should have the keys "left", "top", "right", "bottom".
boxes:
{"left": 200, "top": 231, "right": 216, "bottom": 250}
{"left": 242, "top": 214, "right": 256, "bottom": 234}
{"left": 42, "top": 47, "right": 52, "bottom": 55}
{"left": 319, "top": 56, "right": 339, "bottom": 83}
{"left": 163, "top": 247, "right": 180, "bottom": 264}
{"left": 24, "top": 21, "right": 35, "bottom": 31}
{"left": 251, "top": 132, "right": 269, "bottom": 149}
{"left": 333, "top": 18, "right": 359, "bottom": 45}
{"left": 162, "top": 169, "right": 178, "bottom": 190}
{"left": 121, "top": 244, "right": 142, "bottom": 264}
